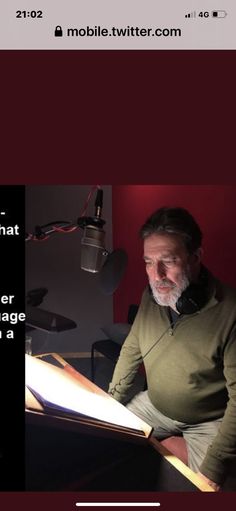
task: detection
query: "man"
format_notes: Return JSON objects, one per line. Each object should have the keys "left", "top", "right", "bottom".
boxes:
{"left": 109, "top": 207, "right": 236, "bottom": 491}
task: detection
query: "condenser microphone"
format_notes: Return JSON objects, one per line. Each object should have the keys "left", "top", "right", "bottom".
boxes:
{"left": 80, "top": 189, "right": 107, "bottom": 273}
{"left": 81, "top": 224, "right": 106, "bottom": 273}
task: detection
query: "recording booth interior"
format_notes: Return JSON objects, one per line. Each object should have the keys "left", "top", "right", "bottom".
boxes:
{"left": 25, "top": 185, "right": 236, "bottom": 492}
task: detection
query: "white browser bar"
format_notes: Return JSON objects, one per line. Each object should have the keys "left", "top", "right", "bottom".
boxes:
{"left": 0, "top": 0, "right": 235, "bottom": 50}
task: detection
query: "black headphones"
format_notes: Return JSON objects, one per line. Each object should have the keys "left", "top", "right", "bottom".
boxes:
{"left": 176, "top": 281, "right": 209, "bottom": 315}
{"left": 150, "top": 266, "right": 210, "bottom": 315}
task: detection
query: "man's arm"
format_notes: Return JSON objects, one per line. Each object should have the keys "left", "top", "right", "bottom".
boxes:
{"left": 108, "top": 292, "right": 150, "bottom": 402}
{"left": 108, "top": 326, "right": 142, "bottom": 402}
{"left": 199, "top": 326, "right": 236, "bottom": 486}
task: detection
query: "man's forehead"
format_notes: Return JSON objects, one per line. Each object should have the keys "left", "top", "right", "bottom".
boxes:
{"left": 143, "top": 233, "right": 187, "bottom": 252}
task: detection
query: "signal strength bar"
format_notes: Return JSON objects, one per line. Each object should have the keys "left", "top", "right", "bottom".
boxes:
{"left": 185, "top": 11, "right": 196, "bottom": 18}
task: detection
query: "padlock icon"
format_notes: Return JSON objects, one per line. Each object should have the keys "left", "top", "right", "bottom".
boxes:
{"left": 54, "top": 26, "right": 63, "bottom": 37}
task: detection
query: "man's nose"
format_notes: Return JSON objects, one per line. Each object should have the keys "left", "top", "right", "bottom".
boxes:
{"left": 153, "top": 262, "right": 166, "bottom": 279}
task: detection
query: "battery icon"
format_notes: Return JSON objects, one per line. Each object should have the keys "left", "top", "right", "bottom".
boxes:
{"left": 212, "top": 10, "right": 227, "bottom": 18}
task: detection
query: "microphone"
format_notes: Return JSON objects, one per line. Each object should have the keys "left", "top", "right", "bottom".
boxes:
{"left": 80, "top": 189, "right": 107, "bottom": 273}
{"left": 79, "top": 188, "right": 128, "bottom": 283}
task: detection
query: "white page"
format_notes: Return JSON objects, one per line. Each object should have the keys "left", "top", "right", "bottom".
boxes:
{"left": 25, "top": 355, "right": 152, "bottom": 436}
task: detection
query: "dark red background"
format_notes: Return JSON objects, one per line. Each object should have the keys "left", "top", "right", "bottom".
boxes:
{"left": 0, "top": 50, "right": 235, "bottom": 508}
{"left": 0, "top": 50, "right": 235, "bottom": 184}
{"left": 0, "top": 491, "right": 233, "bottom": 510}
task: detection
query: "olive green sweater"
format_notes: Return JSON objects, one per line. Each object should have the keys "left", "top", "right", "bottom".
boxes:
{"left": 109, "top": 276, "right": 236, "bottom": 484}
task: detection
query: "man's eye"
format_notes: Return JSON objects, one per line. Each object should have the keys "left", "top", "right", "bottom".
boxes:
{"left": 163, "top": 259, "right": 176, "bottom": 266}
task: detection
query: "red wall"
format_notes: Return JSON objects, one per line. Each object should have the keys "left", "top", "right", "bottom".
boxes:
{"left": 112, "top": 185, "right": 236, "bottom": 322}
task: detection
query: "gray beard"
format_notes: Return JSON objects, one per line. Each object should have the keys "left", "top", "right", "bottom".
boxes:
{"left": 149, "top": 272, "right": 190, "bottom": 310}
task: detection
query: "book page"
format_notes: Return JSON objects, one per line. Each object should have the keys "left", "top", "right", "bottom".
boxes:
{"left": 25, "top": 355, "right": 152, "bottom": 437}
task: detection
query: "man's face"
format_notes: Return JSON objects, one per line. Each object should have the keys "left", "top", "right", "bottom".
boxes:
{"left": 143, "top": 233, "right": 200, "bottom": 309}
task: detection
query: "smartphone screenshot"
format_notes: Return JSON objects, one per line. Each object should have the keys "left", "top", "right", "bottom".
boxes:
{"left": 0, "top": 1, "right": 235, "bottom": 509}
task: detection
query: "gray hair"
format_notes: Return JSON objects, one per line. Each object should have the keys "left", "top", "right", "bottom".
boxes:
{"left": 140, "top": 207, "right": 202, "bottom": 254}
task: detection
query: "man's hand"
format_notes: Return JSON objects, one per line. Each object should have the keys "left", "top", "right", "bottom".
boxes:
{"left": 197, "top": 471, "right": 221, "bottom": 491}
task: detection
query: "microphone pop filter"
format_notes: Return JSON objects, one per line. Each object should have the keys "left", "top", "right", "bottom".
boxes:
{"left": 99, "top": 249, "right": 128, "bottom": 294}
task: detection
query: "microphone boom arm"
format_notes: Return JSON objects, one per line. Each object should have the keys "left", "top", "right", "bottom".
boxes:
{"left": 25, "top": 216, "right": 106, "bottom": 242}
{"left": 25, "top": 187, "right": 106, "bottom": 242}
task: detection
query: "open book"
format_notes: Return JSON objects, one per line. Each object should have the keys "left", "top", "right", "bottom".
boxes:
{"left": 25, "top": 354, "right": 152, "bottom": 439}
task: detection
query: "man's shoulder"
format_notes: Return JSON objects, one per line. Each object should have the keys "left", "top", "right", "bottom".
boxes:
{"left": 215, "top": 278, "right": 236, "bottom": 306}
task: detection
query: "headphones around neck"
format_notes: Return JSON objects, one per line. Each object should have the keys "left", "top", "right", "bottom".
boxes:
{"left": 176, "top": 280, "right": 209, "bottom": 315}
